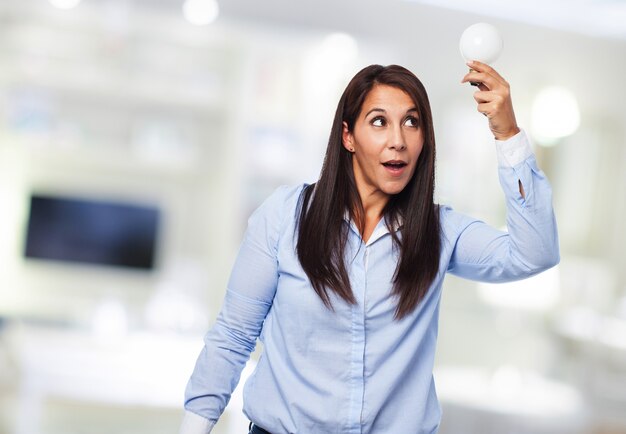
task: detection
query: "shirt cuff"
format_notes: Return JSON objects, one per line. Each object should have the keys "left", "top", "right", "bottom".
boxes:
{"left": 494, "top": 129, "right": 533, "bottom": 168}
{"left": 179, "top": 411, "right": 216, "bottom": 434}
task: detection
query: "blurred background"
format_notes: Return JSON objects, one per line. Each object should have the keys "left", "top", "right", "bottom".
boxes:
{"left": 0, "top": 0, "right": 625, "bottom": 433}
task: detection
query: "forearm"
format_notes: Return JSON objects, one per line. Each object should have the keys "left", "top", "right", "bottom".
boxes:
{"left": 183, "top": 289, "right": 270, "bottom": 423}
{"left": 180, "top": 186, "right": 291, "bottom": 433}
{"left": 447, "top": 129, "right": 559, "bottom": 281}
{"left": 496, "top": 130, "right": 560, "bottom": 272}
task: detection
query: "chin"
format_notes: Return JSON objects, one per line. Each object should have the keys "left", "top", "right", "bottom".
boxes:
{"left": 383, "top": 183, "right": 409, "bottom": 196}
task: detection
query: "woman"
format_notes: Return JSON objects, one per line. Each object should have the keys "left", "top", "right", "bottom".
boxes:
{"left": 180, "top": 61, "right": 559, "bottom": 434}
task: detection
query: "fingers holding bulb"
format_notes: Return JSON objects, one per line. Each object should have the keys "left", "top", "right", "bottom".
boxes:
{"left": 474, "top": 89, "right": 497, "bottom": 117}
{"left": 462, "top": 61, "right": 519, "bottom": 140}
{"left": 461, "top": 61, "right": 507, "bottom": 90}
{"left": 458, "top": 24, "right": 518, "bottom": 139}
{"left": 466, "top": 60, "right": 504, "bottom": 79}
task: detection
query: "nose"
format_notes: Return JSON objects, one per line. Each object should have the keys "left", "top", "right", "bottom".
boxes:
{"left": 388, "top": 124, "right": 406, "bottom": 151}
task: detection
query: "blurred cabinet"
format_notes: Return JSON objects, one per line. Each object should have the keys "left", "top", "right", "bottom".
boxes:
{"left": 0, "top": 1, "right": 246, "bottom": 322}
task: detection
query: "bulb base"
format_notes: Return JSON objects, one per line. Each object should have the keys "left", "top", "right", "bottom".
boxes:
{"left": 468, "top": 68, "right": 479, "bottom": 87}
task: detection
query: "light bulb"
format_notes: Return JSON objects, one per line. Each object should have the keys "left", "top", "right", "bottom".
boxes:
{"left": 459, "top": 23, "right": 503, "bottom": 64}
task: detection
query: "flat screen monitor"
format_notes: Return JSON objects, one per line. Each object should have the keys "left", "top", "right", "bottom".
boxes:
{"left": 24, "top": 194, "right": 160, "bottom": 270}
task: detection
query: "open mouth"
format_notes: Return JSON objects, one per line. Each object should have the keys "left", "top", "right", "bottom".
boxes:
{"left": 382, "top": 160, "right": 408, "bottom": 169}
{"left": 382, "top": 160, "right": 408, "bottom": 176}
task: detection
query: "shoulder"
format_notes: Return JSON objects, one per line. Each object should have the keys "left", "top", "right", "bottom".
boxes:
{"left": 245, "top": 184, "right": 308, "bottom": 252}
{"left": 250, "top": 183, "right": 309, "bottom": 226}
{"left": 438, "top": 204, "right": 468, "bottom": 226}
{"left": 437, "top": 204, "right": 480, "bottom": 245}
{"left": 269, "top": 183, "right": 308, "bottom": 204}
{"left": 260, "top": 183, "right": 308, "bottom": 212}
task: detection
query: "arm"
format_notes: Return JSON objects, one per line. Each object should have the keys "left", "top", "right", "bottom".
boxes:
{"left": 446, "top": 129, "right": 559, "bottom": 281}
{"left": 448, "top": 62, "right": 559, "bottom": 281}
{"left": 180, "top": 186, "right": 292, "bottom": 434}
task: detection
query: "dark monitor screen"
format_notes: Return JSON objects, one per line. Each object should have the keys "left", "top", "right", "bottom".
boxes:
{"left": 24, "top": 194, "right": 160, "bottom": 270}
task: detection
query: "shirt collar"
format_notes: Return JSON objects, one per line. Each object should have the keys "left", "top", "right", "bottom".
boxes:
{"left": 343, "top": 210, "right": 403, "bottom": 246}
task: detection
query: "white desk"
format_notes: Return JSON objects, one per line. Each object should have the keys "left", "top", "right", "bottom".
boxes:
{"left": 7, "top": 323, "right": 255, "bottom": 434}
{"left": 435, "top": 365, "right": 590, "bottom": 434}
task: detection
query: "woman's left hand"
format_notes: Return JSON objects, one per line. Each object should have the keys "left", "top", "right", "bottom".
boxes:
{"left": 461, "top": 60, "right": 520, "bottom": 141}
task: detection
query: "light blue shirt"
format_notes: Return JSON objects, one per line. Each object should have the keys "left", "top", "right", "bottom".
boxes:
{"left": 181, "top": 130, "right": 559, "bottom": 434}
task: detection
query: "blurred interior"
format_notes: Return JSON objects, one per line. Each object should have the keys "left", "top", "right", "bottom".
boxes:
{"left": 1, "top": 0, "right": 625, "bottom": 433}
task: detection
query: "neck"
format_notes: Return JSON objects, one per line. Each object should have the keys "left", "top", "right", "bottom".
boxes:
{"left": 353, "top": 184, "right": 388, "bottom": 243}
{"left": 358, "top": 189, "right": 388, "bottom": 219}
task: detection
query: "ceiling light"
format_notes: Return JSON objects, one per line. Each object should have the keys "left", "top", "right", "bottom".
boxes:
{"left": 183, "top": 0, "right": 220, "bottom": 26}
{"left": 48, "top": 0, "right": 82, "bottom": 9}
{"left": 531, "top": 86, "right": 580, "bottom": 146}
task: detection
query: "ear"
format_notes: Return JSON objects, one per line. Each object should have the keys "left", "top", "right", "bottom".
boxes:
{"left": 342, "top": 122, "right": 354, "bottom": 152}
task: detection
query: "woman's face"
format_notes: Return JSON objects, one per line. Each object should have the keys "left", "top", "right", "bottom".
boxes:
{"left": 342, "top": 84, "right": 424, "bottom": 202}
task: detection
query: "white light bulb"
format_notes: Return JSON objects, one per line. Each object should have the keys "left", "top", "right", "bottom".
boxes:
{"left": 459, "top": 23, "right": 503, "bottom": 64}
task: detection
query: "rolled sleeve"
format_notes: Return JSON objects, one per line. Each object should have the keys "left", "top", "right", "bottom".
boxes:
{"left": 495, "top": 129, "right": 533, "bottom": 168}
{"left": 179, "top": 411, "right": 216, "bottom": 434}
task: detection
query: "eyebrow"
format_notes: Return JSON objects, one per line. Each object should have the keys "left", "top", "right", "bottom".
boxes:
{"left": 364, "top": 107, "right": 418, "bottom": 117}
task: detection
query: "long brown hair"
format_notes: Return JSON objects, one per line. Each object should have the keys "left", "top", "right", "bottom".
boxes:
{"left": 296, "top": 64, "right": 440, "bottom": 320}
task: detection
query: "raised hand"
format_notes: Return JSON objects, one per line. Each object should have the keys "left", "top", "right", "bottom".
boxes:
{"left": 461, "top": 60, "right": 520, "bottom": 141}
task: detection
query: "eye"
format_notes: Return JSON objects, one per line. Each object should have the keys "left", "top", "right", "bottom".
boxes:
{"left": 371, "top": 116, "right": 386, "bottom": 127}
{"left": 404, "top": 116, "right": 419, "bottom": 128}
